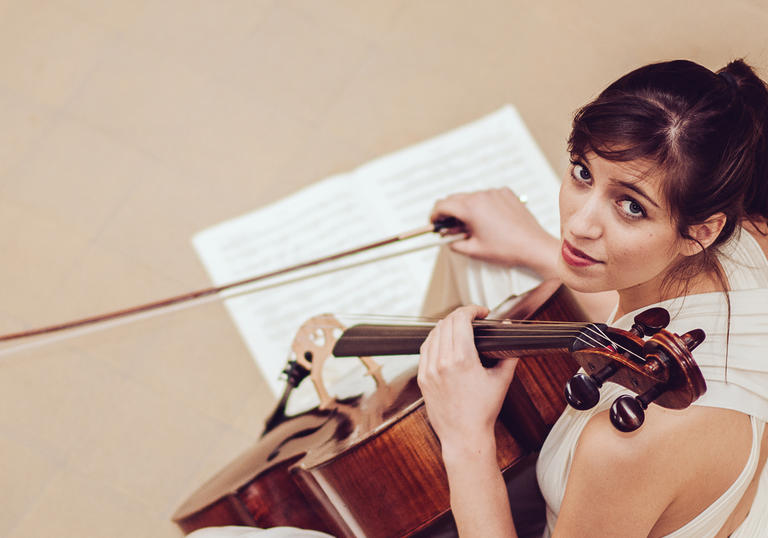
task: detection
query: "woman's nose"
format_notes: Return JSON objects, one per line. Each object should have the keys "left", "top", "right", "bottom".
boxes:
{"left": 566, "top": 196, "right": 603, "bottom": 239}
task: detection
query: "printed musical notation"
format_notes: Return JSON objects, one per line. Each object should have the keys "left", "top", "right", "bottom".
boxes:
{"left": 193, "top": 106, "right": 561, "bottom": 413}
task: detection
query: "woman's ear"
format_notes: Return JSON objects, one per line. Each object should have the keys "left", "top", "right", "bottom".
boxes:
{"left": 682, "top": 213, "right": 727, "bottom": 256}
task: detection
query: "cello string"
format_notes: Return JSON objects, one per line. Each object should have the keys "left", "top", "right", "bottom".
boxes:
{"left": 314, "top": 312, "right": 594, "bottom": 330}
{"left": 332, "top": 332, "right": 647, "bottom": 365}
{"left": 292, "top": 309, "right": 651, "bottom": 365}
{"left": 324, "top": 313, "right": 642, "bottom": 353}
{"left": 582, "top": 324, "right": 646, "bottom": 363}
{"left": 337, "top": 312, "right": 590, "bottom": 323}
{"left": 320, "top": 315, "right": 638, "bottom": 353}
{"left": 330, "top": 313, "right": 593, "bottom": 327}
{"left": 329, "top": 319, "right": 648, "bottom": 363}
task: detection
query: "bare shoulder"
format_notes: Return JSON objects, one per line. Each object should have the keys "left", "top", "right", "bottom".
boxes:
{"left": 552, "top": 404, "right": 752, "bottom": 538}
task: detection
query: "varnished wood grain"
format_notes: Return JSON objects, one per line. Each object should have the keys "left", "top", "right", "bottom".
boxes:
{"left": 173, "top": 281, "right": 588, "bottom": 536}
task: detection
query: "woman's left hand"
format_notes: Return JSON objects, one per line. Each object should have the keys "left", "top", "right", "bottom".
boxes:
{"left": 417, "top": 305, "right": 519, "bottom": 458}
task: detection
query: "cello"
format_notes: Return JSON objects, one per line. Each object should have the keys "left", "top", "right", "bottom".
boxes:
{"left": 172, "top": 279, "right": 706, "bottom": 537}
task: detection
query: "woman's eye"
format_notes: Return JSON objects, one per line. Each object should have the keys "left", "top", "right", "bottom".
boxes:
{"left": 570, "top": 161, "right": 591, "bottom": 182}
{"left": 618, "top": 199, "right": 646, "bottom": 218}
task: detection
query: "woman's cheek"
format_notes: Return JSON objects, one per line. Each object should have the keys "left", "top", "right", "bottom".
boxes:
{"left": 558, "top": 180, "right": 578, "bottom": 224}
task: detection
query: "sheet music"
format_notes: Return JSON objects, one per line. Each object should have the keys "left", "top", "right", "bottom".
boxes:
{"left": 192, "top": 106, "right": 561, "bottom": 412}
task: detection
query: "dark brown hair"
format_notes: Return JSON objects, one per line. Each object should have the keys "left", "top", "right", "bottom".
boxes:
{"left": 568, "top": 59, "right": 768, "bottom": 293}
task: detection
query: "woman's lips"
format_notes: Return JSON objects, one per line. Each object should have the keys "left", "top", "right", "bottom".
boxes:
{"left": 561, "top": 240, "right": 601, "bottom": 267}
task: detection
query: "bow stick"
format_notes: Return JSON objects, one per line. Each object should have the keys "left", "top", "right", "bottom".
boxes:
{"left": 0, "top": 217, "right": 464, "bottom": 346}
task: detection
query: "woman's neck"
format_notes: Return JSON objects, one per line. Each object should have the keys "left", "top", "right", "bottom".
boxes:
{"left": 614, "top": 263, "right": 725, "bottom": 320}
{"left": 613, "top": 220, "right": 768, "bottom": 320}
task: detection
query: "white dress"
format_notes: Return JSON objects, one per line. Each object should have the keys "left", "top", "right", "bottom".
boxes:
{"left": 537, "top": 228, "right": 768, "bottom": 537}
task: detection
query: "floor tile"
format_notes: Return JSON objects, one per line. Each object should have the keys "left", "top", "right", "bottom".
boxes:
{"left": 7, "top": 468, "right": 175, "bottom": 538}
{"left": 0, "top": 1, "right": 115, "bottom": 108}
{"left": 0, "top": 118, "right": 151, "bottom": 240}
{"left": 0, "top": 434, "right": 63, "bottom": 538}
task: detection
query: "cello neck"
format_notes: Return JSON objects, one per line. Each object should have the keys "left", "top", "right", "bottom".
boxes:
{"left": 331, "top": 321, "right": 595, "bottom": 358}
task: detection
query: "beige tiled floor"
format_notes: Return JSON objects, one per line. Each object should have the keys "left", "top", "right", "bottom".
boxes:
{"left": 1, "top": 1, "right": 767, "bottom": 536}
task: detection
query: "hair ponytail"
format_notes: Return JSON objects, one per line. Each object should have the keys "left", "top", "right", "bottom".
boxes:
{"left": 717, "top": 60, "right": 768, "bottom": 221}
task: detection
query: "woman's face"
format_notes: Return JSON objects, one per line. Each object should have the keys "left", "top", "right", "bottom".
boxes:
{"left": 557, "top": 152, "right": 687, "bottom": 312}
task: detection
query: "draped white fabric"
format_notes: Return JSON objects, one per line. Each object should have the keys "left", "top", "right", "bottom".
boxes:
{"left": 538, "top": 229, "right": 768, "bottom": 537}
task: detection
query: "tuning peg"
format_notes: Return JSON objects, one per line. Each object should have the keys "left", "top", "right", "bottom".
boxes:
{"left": 564, "top": 373, "right": 600, "bottom": 410}
{"left": 609, "top": 384, "right": 665, "bottom": 432}
{"left": 681, "top": 329, "right": 706, "bottom": 352}
{"left": 610, "top": 395, "right": 645, "bottom": 432}
{"left": 564, "top": 364, "right": 617, "bottom": 410}
{"left": 630, "top": 307, "right": 670, "bottom": 337}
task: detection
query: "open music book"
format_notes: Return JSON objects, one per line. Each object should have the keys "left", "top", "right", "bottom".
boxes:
{"left": 192, "top": 106, "right": 561, "bottom": 413}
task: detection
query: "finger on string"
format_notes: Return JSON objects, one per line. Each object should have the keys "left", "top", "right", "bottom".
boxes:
{"left": 454, "top": 306, "right": 487, "bottom": 364}
{"left": 450, "top": 312, "right": 474, "bottom": 367}
{"left": 436, "top": 316, "right": 455, "bottom": 369}
{"left": 418, "top": 323, "right": 436, "bottom": 378}
{"left": 428, "top": 319, "right": 447, "bottom": 378}
{"left": 428, "top": 319, "right": 448, "bottom": 372}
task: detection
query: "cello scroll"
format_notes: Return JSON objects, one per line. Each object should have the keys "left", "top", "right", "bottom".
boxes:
{"left": 332, "top": 303, "right": 708, "bottom": 432}
{"left": 563, "top": 306, "right": 707, "bottom": 431}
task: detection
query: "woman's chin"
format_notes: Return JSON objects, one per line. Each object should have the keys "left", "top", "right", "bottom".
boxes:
{"left": 555, "top": 260, "right": 610, "bottom": 294}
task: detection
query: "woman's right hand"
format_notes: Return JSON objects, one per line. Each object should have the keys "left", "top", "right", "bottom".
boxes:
{"left": 430, "top": 188, "right": 560, "bottom": 279}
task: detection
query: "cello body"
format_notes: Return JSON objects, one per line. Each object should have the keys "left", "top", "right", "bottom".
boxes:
{"left": 173, "top": 406, "right": 342, "bottom": 534}
{"left": 173, "top": 280, "right": 586, "bottom": 536}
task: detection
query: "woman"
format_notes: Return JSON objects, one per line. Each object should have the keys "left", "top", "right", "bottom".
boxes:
{"left": 422, "top": 58, "right": 768, "bottom": 536}
{"left": 190, "top": 59, "right": 768, "bottom": 537}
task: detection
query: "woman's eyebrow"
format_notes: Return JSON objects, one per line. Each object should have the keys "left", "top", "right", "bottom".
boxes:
{"left": 615, "top": 179, "right": 661, "bottom": 208}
